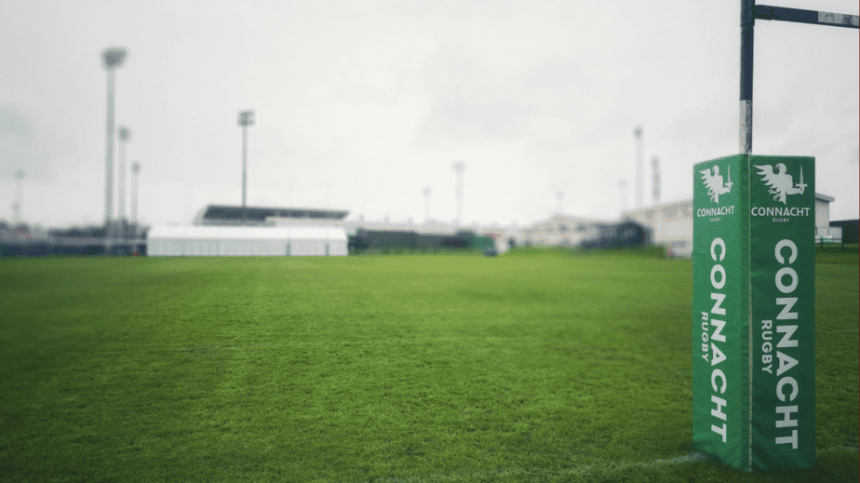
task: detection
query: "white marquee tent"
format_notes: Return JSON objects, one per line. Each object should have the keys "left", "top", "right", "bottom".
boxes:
{"left": 147, "top": 225, "right": 348, "bottom": 256}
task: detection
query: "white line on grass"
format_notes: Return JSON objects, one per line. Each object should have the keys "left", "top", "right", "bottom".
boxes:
{"left": 347, "top": 453, "right": 710, "bottom": 483}
{"left": 349, "top": 446, "right": 859, "bottom": 483}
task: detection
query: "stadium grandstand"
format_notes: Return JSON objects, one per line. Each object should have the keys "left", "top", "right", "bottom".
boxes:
{"left": 194, "top": 205, "right": 349, "bottom": 226}
{"left": 0, "top": 221, "right": 145, "bottom": 257}
{"left": 145, "top": 204, "right": 349, "bottom": 257}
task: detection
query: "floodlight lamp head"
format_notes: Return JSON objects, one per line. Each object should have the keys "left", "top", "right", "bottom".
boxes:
{"left": 15, "top": 169, "right": 25, "bottom": 179}
{"left": 634, "top": 126, "right": 643, "bottom": 138}
{"left": 238, "top": 110, "right": 255, "bottom": 127}
{"left": 102, "top": 48, "right": 127, "bottom": 69}
{"left": 132, "top": 162, "right": 140, "bottom": 173}
{"left": 118, "top": 126, "right": 131, "bottom": 141}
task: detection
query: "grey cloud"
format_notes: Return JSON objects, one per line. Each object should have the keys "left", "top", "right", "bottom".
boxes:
{"left": 413, "top": 93, "right": 532, "bottom": 148}
{"left": 412, "top": 44, "right": 605, "bottom": 149}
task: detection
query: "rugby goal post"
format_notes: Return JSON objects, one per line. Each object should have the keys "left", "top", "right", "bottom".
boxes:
{"left": 692, "top": 1, "right": 857, "bottom": 472}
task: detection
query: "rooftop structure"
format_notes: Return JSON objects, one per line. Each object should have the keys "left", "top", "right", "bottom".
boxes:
{"left": 194, "top": 205, "right": 349, "bottom": 226}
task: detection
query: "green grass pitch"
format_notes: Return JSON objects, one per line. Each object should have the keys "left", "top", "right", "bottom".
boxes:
{"left": 0, "top": 248, "right": 856, "bottom": 482}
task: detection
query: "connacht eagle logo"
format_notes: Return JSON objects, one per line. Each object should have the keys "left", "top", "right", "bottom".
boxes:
{"left": 755, "top": 163, "right": 806, "bottom": 205}
{"left": 699, "top": 165, "right": 733, "bottom": 203}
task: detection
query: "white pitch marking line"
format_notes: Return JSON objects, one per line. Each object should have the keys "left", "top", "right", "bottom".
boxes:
{"left": 348, "top": 446, "right": 859, "bottom": 483}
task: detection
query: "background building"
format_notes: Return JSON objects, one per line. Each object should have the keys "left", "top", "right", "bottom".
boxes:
{"left": 166, "top": 204, "right": 501, "bottom": 256}
{"left": 829, "top": 219, "right": 858, "bottom": 244}
{"left": 147, "top": 204, "right": 349, "bottom": 256}
{"left": 194, "top": 205, "right": 349, "bottom": 226}
{"left": 622, "top": 201, "right": 693, "bottom": 257}
{"left": 518, "top": 215, "right": 650, "bottom": 250}
{"left": 623, "top": 192, "right": 836, "bottom": 257}
{"left": 147, "top": 225, "right": 347, "bottom": 257}
{"left": 519, "top": 215, "right": 603, "bottom": 247}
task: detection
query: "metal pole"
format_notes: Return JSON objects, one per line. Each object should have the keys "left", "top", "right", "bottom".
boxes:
{"left": 453, "top": 161, "right": 464, "bottom": 227}
{"left": 740, "top": 4, "right": 858, "bottom": 153}
{"left": 652, "top": 156, "right": 660, "bottom": 204}
{"left": 118, "top": 127, "right": 130, "bottom": 228}
{"left": 13, "top": 169, "right": 24, "bottom": 225}
{"left": 740, "top": 0, "right": 755, "bottom": 154}
{"left": 118, "top": 132, "right": 125, "bottom": 224}
{"left": 423, "top": 186, "right": 431, "bottom": 224}
{"left": 238, "top": 110, "right": 254, "bottom": 225}
{"left": 634, "top": 126, "right": 643, "bottom": 208}
{"left": 131, "top": 161, "right": 140, "bottom": 235}
{"left": 100, "top": 48, "right": 126, "bottom": 250}
{"left": 619, "top": 179, "right": 627, "bottom": 215}
{"left": 242, "top": 124, "right": 247, "bottom": 223}
{"left": 105, "top": 69, "right": 115, "bottom": 231}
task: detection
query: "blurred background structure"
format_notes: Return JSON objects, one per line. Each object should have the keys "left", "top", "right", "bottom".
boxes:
{"left": 238, "top": 110, "right": 254, "bottom": 223}
{"left": 101, "top": 47, "right": 126, "bottom": 239}
{"left": 117, "top": 126, "right": 130, "bottom": 226}
{"left": 634, "top": 126, "right": 643, "bottom": 209}
{"left": 452, "top": 161, "right": 465, "bottom": 228}
{"left": 0, "top": 2, "right": 856, "bottom": 257}
{"left": 618, "top": 180, "right": 628, "bottom": 214}
{"left": 423, "top": 186, "right": 431, "bottom": 224}
{"left": 651, "top": 156, "right": 660, "bottom": 205}
{"left": 12, "top": 169, "right": 24, "bottom": 226}
{"left": 131, "top": 161, "right": 141, "bottom": 238}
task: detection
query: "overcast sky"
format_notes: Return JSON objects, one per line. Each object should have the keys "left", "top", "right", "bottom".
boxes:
{"left": 1, "top": 0, "right": 857, "bottom": 229}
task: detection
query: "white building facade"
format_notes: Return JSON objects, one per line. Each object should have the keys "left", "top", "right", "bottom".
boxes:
{"left": 518, "top": 215, "right": 604, "bottom": 247}
{"left": 623, "top": 192, "right": 835, "bottom": 257}
{"left": 147, "top": 225, "right": 348, "bottom": 257}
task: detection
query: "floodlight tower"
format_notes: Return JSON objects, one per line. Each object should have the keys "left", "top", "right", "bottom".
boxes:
{"left": 12, "top": 169, "right": 24, "bottom": 225}
{"left": 423, "top": 186, "right": 432, "bottom": 224}
{"left": 619, "top": 179, "right": 628, "bottom": 215}
{"left": 453, "top": 160, "right": 465, "bottom": 227}
{"left": 634, "top": 126, "right": 643, "bottom": 208}
{"left": 238, "top": 110, "right": 254, "bottom": 223}
{"left": 651, "top": 156, "right": 660, "bottom": 205}
{"left": 117, "top": 126, "right": 131, "bottom": 228}
{"left": 102, "top": 47, "right": 127, "bottom": 236}
{"left": 131, "top": 161, "right": 140, "bottom": 236}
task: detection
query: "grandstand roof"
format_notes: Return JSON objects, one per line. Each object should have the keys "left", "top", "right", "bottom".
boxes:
{"left": 195, "top": 205, "right": 349, "bottom": 225}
